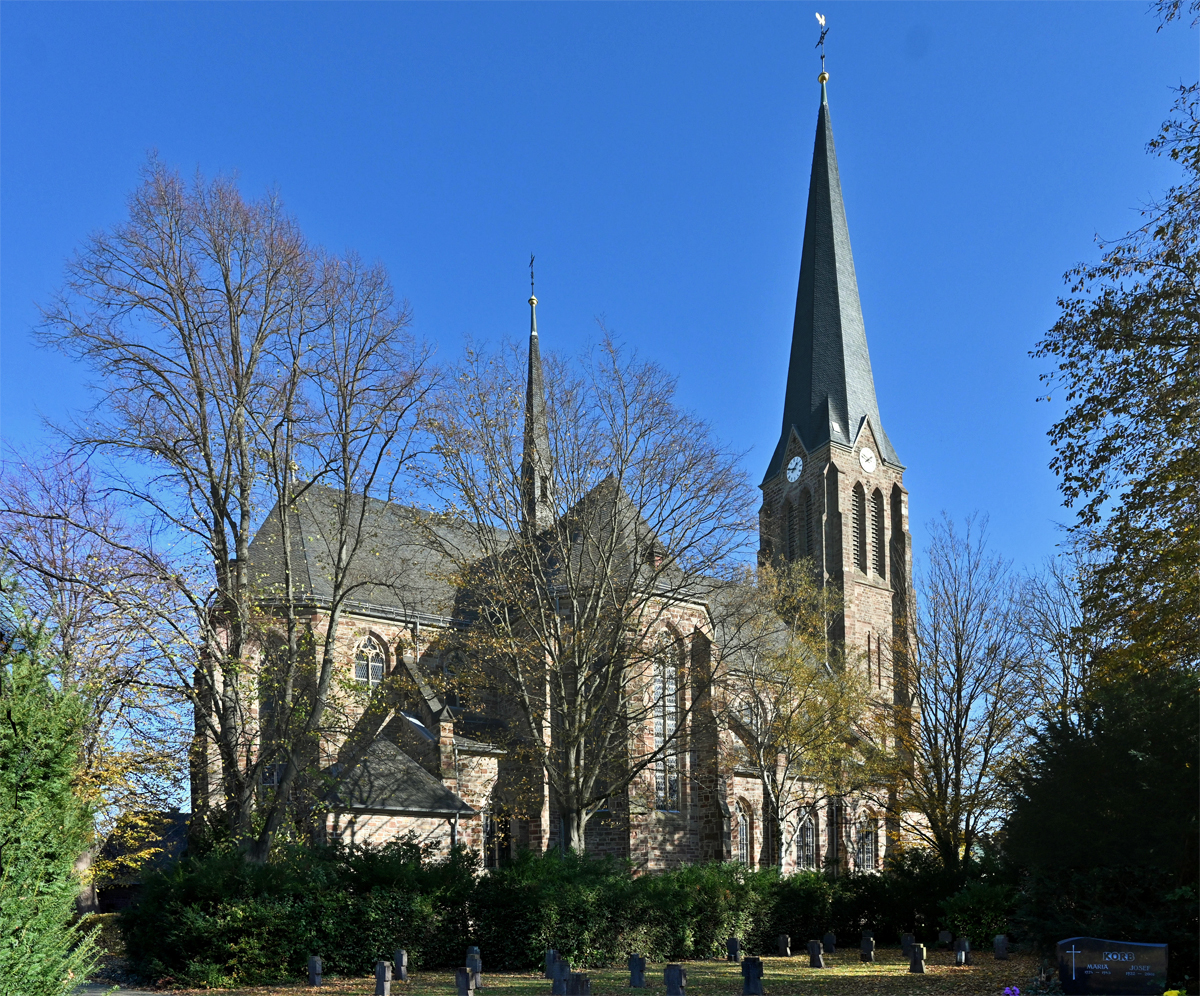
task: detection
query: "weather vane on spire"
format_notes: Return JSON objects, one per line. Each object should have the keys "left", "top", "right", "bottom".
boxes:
{"left": 529, "top": 253, "right": 536, "bottom": 296}
{"left": 815, "top": 12, "right": 829, "bottom": 81}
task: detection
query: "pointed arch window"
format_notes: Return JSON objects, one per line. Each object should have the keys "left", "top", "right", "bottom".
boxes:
{"left": 354, "top": 636, "right": 386, "bottom": 688}
{"left": 852, "top": 484, "right": 867, "bottom": 573}
{"left": 871, "top": 489, "right": 886, "bottom": 577}
{"left": 795, "top": 813, "right": 817, "bottom": 869}
{"left": 803, "top": 490, "right": 815, "bottom": 558}
{"left": 653, "top": 639, "right": 680, "bottom": 811}
{"left": 737, "top": 804, "right": 750, "bottom": 865}
{"left": 785, "top": 501, "right": 798, "bottom": 561}
{"left": 855, "top": 816, "right": 877, "bottom": 871}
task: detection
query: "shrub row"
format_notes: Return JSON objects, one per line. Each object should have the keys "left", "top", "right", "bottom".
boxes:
{"left": 122, "top": 842, "right": 1019, "bottom": 986}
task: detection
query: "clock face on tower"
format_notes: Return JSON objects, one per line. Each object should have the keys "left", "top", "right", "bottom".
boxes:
{"left": 786, "top": 456, "right": 804, "bottom": 482}
{"left": 859, "top": 447, "right": 877, "bottom": 473}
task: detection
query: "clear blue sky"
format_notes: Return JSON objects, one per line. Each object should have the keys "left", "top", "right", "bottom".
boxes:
{"left": 2, "top": 2, "right": 1195, "bottom": 574}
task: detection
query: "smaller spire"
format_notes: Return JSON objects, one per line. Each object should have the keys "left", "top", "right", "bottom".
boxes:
{"left": 521, "top": 263, "right": 553, "bottom": 536}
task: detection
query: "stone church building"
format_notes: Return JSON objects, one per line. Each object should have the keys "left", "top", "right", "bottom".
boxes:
{"left": 213, "top": 75, "right": 912, "bottom": 876}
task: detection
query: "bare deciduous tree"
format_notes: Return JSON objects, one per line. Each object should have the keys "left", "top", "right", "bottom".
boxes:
{"left": 897, "top": 513, "right": 1031, "bottom": 872}
{"left": 426, "top": 332, "right": 754, "bottom": 853}
{"left": 33, "top": 159, "right": 434, "bottom": 860}
{"left": 715, "top": 560, "right": 878, "bottom": 871}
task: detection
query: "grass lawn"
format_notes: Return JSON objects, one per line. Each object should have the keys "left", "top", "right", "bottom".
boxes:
{"left": 158, "top": 949, "right": 1043, "bottom": 995}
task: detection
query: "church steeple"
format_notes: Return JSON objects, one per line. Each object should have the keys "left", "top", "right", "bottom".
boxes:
{"left": 763, "top": 73, "right": 899, "bottom": 484}
{"left": 521, "top": 278, "right": 554, "bottom": 536}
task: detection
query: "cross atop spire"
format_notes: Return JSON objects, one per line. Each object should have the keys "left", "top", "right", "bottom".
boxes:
{"left": 763, "top": 70, "right": 900, "bottom": 485}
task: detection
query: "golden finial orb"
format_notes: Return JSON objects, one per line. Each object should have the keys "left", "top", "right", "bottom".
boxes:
{"left": 818, "top": 70, "right": 830, "bottom": 83}
{"left": 529, "top": 295, "right": 538, "bottom": 307}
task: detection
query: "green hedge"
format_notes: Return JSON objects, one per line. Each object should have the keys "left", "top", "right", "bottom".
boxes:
{"left": 122, "top": 842, "right": 1007, "bottom": 985}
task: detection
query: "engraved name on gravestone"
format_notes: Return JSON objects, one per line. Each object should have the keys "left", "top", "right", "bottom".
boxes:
{"left": 1057, "top": 937, "right": 1168, "bottom": 996}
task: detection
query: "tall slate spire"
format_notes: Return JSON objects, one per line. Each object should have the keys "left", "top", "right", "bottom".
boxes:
{"left": 764, "top": 76, "right": 899, "bottom": 484}
{"left": 521, "top": 290, "right": 554, "bottom": 536}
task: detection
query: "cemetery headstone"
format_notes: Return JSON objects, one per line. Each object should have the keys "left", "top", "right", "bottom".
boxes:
{"left": 726, "top": 936, "right": 741, "bottom": 962}
{"left": 545, "top": 950, "right": 558, "bottom": 979}
{"left": 1056, "top": 936, "right": 1168, "bottom": 996}
{"left": 860, "top": 933, "right": 875, "bottom": 963}
{"left": 938, "top": 930, "right": 952, "bottom": 947}
{"left": 394, "top": 949, "right": 408, "bottom": 982}
{"left": 466, "top": 951, "right": 483, "bottom": 988}
{"left": 993, "top": 935, "right": 1009, "bottom": 961}
{"left": 909, "top": 943, "right": 927, "bottom": 974}
{"left": 664, "top": 964, "right": 686, "bottom": 996}
{"left": 900, "top": 933, "right": 915, "bottom": 957}
{"left": 551, "top": 960, "right": 572, "bottom": 996}
{"left": 628, "top": 954, "right": 646, "bottom": 989}
{"left": 806, "top": 940, "right": 824, "bottom": 969}
{"left": 308, "top": 955, "right": 322, "bottom": 987}
{"left": 566, "top": 973, "right": 591, "bottom": 995}
{"left": 777, "top": 934, "right": 791, "bottom": 957}
{"left": 375, "top": 960, "right": 392, "bottom": 996}
{"left": 954, "top": 936, "right": 972, "bottom": 966}
{"left": 741, "top": 956, "right": 764, "bottom": 996}
{"left": 822, "top": 932, "right": 836, "bottom": 954}
{"left": 455, "top": 967, "right": 475, "bottom": 996}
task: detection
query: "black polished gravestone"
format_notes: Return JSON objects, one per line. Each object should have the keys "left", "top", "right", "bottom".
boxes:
{"left": 1057, "top": 937, "right": 1168, "bottom": 996}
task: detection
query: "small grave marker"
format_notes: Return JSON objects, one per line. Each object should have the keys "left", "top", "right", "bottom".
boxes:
{"left": 1056, "top": 936, "right": 1168, "bottom": 995}
{"left": 466, "top": 950, "right": 483, "bottom": 988}
{"left": 308, "top": 955, "right": 322, "bottom": 987}
{"left": 375, "top": 960, "right": 392, "bottom": 996}
{"left": 909, "top": 942, "right": 927, "bottom": 974}
{"left": 806, "top": 939, "right": 824, "bottom": 969}
{"left": 664, "top": 963, "right": 686, "bottom": 996}
{"left": 954, "top": 936, "right": 972, "bottom": 966}
{"left": 741, "top": 956, "right": 764, "bottom": 995}
{"left": 777, "top": 934, "right": 791, "bottom": 957}
{"left": 938, "top": 929, "right": 952, "bottom": 947}
{"left": 566, "top": 973, "right": 590, "bottom": 995}
{"left": 726, "top": 936, "right": 741, "bottom": 963}
{"left": 551, "top": 959, "right": 572, "bottom": 996}
{"left": 993, "top": 935, "right": 1009, "bottom": 961}
{"left": 822, "top": 931, "right": 836, "bottom": 954}
{"left": 545, "top": 950, "right": 558, "bottom": 979}
{"left": 900, "top": 933, "right": 915, "bottom": 957}
{"left": 860, "top": 932, "right": 875, "bottom": 963}
{"left": 455, "top": 967, "right": 475, "bottom": 996}
{"left": 627, "top": 954, "right": 646, "bottom": 989}
{"left": 394, "top": 949, "right": 408, "bottom": 982}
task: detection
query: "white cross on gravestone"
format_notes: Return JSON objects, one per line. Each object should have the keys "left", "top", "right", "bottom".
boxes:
{"left": 1066, "top": 945, "right": 1083, "bottom": 980}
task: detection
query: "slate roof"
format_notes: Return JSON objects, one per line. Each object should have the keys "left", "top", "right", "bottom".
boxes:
{"left": 764, "top": 79, "right": 900, "bottom": 483}
{"left": 326, "top": 738, "right": 476, "bottom": 818}
{"left": 245, "top": 486, "right": 508, "bottom": 625}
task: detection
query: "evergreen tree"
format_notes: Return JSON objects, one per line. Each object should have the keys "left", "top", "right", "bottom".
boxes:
{"left": 0, "top": 616, "right": 99, "bottom": 996}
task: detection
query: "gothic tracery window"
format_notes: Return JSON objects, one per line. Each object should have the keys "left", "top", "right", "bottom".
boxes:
{"left": 855, "top": 816, "right": 877, "bottom": 871}
{"left": 354, "top": 636, "right": 386, "bottom": 688}
{"left": 737, "top": 804, "right": 750, "bottom": 865}
{"left": 653, "top": 638, "right": 680, "bottom": 811}
{"left": 795, "top": 813, "right": 817, "bottom": 870}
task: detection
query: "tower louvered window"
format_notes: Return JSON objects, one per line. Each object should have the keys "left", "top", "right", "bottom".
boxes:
{"left": 803, "top": 491, "right": 814, "bottom": 558}
{"left": 872, "top": 489, "right": 886, "bottom": 577}
{"left": 786, "top": 502, "right": 799, "bottom": 561}
{"left": 852, "top": 485, "right": 866, "bottom": 572}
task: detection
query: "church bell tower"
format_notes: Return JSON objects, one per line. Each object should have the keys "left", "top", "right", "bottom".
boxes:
{"left": 760, "top": 71, "right": 912, "bottom": 689}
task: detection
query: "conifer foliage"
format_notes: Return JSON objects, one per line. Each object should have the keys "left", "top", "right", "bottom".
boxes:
{"left": 0, "top": 620, "right": 99, "bottom": 996}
